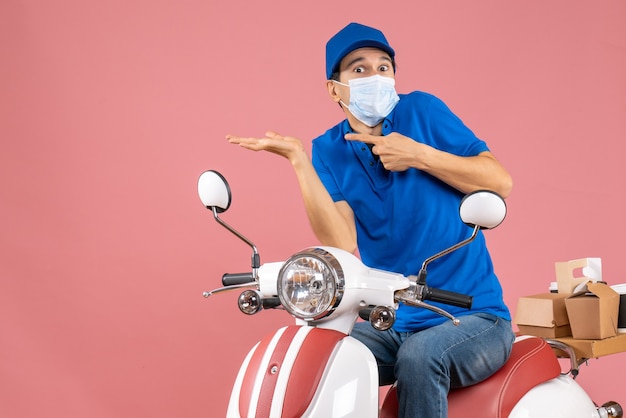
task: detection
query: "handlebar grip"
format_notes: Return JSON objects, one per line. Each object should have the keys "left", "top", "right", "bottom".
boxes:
{"left": 222, "top": 272, "right": 255, "bottom": 286}
{"left": 423, "top": 287, "right": 473, "bottom": 309}
{"left": 262, "top": 297, "right": 281, "bottom": 309}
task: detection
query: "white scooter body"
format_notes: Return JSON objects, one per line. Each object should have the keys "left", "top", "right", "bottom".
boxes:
{"left": 225, "top": 258, "right": 604, "bottom": 418}
{"left": 226, "top": 326, "right": 602, "bottom": 418}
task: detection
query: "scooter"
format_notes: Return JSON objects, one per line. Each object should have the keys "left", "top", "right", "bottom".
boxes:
{"left": 197, "top": 169, "right": 623, "bottom": 418}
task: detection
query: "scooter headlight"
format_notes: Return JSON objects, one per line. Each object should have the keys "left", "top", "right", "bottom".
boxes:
{"left": 277, "top": 247, "right": 344, "bottom": 321}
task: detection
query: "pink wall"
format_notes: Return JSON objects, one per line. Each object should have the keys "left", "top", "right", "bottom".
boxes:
{"left": 1, "top": 1, "right": 625, "bottom": 417}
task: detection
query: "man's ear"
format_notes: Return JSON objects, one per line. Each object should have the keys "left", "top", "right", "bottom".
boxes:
{"left": 326, "top": 80, "right": 342, "bottom": 103}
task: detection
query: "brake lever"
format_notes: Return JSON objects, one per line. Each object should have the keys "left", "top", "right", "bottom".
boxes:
{"left": 395, "top": 284, "right": 461, "bottom": 325}
{"left": 202, "top": 281, "right": 258, "bottom": 298}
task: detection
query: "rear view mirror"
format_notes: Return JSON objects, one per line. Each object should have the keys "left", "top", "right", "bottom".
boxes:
{"left": 198, "top": 170, "right": 231, "bottom": 213}
{"left": 459, "top": 190, "right": 506, "bottom": 230}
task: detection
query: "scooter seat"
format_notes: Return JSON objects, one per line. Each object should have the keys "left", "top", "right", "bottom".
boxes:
{"left": 380, "top": 336, "right": 561, "bottom": 418}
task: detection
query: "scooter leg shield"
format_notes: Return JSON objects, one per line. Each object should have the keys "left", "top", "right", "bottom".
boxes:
{"left": 227, "top": 325, "right": 379, "bottom": 418}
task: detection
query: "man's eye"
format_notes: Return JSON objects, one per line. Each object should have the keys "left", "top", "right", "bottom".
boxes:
{"left": 379, "top": 65, "right": 390, "bottom": 72}
{"left": 354, "top": 66, "right": 365, "bottom": 73}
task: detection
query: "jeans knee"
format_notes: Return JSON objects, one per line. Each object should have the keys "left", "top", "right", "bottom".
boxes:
{"left": 395, "top": 341, "right": 442, "bottom": 382}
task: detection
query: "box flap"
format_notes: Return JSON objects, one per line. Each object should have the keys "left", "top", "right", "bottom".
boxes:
{"left": 588, "top": 281, "right": 620, "bottom": 299}
{"left": 568, "top": 281, "right": 620, "bottom": 300}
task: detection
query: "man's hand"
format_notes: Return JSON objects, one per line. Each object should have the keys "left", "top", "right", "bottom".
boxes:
{"left": 226, "top": 131, "right": 306, "bottom": 164}
{"left": 345, "top": 132, "right": 426, "bottom": 171}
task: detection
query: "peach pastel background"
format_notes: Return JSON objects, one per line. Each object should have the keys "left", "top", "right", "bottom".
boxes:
{"left": 1, "top": 1, "right": 625, "bottom": 417}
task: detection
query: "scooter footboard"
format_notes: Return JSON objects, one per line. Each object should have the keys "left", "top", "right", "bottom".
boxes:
{"left": 226, "top": 325, "right": 379, "bottom": 418}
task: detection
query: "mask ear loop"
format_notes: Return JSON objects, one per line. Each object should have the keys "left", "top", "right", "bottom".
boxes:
{"left": 331, "top": 80, "right": 350, "bottom": 110}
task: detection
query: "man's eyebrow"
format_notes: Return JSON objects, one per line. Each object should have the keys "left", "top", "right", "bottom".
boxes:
{"left": 343, "top": 54, "right": 393, "bottom": 70}
{"left": 344, "top": 56, "right": 366, "bottom": 69}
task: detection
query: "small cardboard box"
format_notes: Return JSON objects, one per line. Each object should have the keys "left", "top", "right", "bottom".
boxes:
{"left": 555, "top": 258, "right": 602, "bottom": 294}
{"left": 515, "top": 293, "right": 571, "bottom": 338}
{"left": 565, "top": 282, "right": 620, "bottom": 340}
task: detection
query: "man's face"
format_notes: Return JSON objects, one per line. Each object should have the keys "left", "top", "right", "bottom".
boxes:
{"left": 334, "top": 47, "right": 395, "bottom": 103}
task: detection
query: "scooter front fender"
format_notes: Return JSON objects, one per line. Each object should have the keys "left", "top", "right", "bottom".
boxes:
{"left": 227, "top": 325, "right": 379, "bottom": 418}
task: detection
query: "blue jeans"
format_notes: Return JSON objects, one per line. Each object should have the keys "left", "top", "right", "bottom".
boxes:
{"left": 351, "top": 313, "right": 515, "bottom": 418}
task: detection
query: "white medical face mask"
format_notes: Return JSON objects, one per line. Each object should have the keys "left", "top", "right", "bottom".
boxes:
{"left": 334, "top": 75, "right": 400, "bottom": 127}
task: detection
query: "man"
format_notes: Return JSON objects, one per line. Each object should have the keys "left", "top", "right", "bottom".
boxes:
{"left": 227, "top": 22, "right": 514, "bottom": 418}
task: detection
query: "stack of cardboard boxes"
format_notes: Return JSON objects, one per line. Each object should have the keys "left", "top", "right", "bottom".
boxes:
{"left": 514, "top": 258, "right": 626, "bottom": 359}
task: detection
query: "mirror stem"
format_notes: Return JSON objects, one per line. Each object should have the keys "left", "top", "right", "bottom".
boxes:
{"left": 212, "top": 206, "right": 260, "bottom": 278}
{"left": 416, "top": 225, "right": 480, "bottom": 285}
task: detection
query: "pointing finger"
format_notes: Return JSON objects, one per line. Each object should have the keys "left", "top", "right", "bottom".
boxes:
{"left": 344, "top": 133, "right": 381, "bottom": 144}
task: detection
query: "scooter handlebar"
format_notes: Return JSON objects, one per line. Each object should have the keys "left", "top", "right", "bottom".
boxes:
{"left": 222, "top": 272, "right": 255, "bottom": 286}
{"left": 423, "top": 287, "right": 473, "bottom": 309}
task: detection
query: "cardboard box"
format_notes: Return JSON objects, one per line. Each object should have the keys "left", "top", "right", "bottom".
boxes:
{"left": 515, "top": 293, "right": 571, "bottom": 338}
{"left": 552, "top": 333, "right": 626, "bottom": 360}
{"left": 565, "top": 282, "right": 620, "bottom": 340}
{"left": 555, "top": 258, "right": 602, "bottom": 294}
